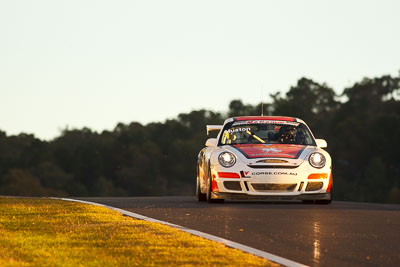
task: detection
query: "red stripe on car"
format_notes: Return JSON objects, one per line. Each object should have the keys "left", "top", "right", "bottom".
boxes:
{"left": 235, "top": 116, "right": 295, "bottom": 121}
{"left": 218, "top": 172, "right": 241, "bottom": 178}
{"left": 327, "top": 172, "right": 332, "bottom": 192}
{"left": 212, "top": 179, "right": 219, "bottom": 192}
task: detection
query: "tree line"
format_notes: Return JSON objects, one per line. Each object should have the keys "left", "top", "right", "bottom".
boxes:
{"left": 1, "top": 72, "right": 399, "bottom": 203}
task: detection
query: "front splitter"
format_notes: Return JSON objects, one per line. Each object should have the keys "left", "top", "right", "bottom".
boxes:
{"left": 212, "top": 192, "right": 331, "bottom": 201}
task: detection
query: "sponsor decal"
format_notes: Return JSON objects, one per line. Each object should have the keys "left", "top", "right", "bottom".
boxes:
{"left": 240, "top": 170, "right": 250, "bottom": 178}
{"left": 262, "top": 148, "right": 282, "bottom": 153}
{"left": 251, "top": 171, "right": 298, "bottom": 176}
{"left": 227, "top": 127, "right": 251, "bottom": 133}
{"left": 233, "top": 144, "right": 305, "bottom": 159}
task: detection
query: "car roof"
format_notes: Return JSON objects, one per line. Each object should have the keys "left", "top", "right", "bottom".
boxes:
{"left": 234, "top": 116, "right": 297, "bottom": 122}
{"left": 222, "top": 116, "right": 306, "bottom": 125}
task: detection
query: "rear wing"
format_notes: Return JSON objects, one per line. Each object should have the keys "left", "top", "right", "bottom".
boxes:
{"left": 206, "top": 125, "right": 223, "bottom": 135}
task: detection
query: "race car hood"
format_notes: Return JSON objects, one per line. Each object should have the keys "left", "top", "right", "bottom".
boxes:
{"left": 231, "top": 144, "right": 306, "bottom": 159}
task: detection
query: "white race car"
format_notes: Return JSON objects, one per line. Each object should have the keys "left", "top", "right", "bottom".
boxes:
{"left": 196, "top": 116, "right": 332, "bottom": 204}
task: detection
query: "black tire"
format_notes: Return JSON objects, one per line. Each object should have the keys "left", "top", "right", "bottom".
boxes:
{"left": 196, "top": 176, "right": 206, "bottom": 202}
{"left": 302, "top": 200, "right": 314, "bottom": 204}
{"left": 206, "top": 168, "right": 213, "bottom": 202}
{"left": 315, "top": 199, "right": 332, "bottom": 205}
{"left": 316, "top": 191, "right": 332, "bottom": 204}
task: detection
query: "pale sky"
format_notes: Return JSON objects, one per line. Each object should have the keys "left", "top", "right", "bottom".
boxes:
{"left": 1, "top": 0, "right": 399, "bottom": 140}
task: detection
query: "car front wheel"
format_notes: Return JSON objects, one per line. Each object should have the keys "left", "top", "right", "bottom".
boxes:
{"left": 196, "top": 176, "right": 206, "bottom": 202}
{"left": 315, "top": 199, "right": 332, "bottom": 204}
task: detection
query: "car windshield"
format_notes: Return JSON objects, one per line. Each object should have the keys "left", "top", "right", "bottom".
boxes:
{"left": 220, "top": 120, "right": 315, "bottom": 146}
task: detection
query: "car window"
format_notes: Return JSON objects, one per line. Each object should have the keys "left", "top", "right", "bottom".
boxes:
{"left": 220, "top": 121, "right": 315, "bottom": 146}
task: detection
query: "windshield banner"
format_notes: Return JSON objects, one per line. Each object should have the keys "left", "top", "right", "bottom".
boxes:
{"left": 232, "top": 144, "right": 305, "bottom": 159}
{"left": 233, "top": 120, "right": 300, "bottom": 126}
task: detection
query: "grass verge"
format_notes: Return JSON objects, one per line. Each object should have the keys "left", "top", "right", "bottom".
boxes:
{"left": 0, "top": 197, "right": 278, "bottom": 266}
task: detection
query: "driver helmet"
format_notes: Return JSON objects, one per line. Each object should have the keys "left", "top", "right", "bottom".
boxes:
{"left": 279, "top": 125, "right": 297, "bottom": 143}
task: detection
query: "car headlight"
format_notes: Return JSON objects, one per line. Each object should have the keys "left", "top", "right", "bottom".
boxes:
{"left": 218, "top": 152, "right": 236, "bottom": 168}
{"left": 309, "top": 152, "right": 326, "bottom": 168}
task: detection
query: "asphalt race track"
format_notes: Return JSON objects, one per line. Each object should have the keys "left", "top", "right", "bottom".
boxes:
{"left": 77, "top": 197, "right": 400, "bottom": 267}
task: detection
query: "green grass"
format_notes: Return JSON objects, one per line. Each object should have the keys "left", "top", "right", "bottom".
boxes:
{"left": 0, "top": 198, "right": 278, "bottom": 266}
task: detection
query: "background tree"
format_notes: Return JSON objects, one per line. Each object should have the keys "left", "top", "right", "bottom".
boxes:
{"left": 0, "top": 73, "right": 399, "bottom": 203}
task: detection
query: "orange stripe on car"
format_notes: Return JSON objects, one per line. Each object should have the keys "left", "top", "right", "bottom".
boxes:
{"left": 308, "top": 173, "right": 329, "bottom": 179}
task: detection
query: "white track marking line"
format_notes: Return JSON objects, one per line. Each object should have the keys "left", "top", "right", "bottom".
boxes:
{"left": 55, "top": 198, "right": 308, "bottom": 267}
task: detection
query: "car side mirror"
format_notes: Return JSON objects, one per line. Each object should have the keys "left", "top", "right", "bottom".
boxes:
{"left": 205, "top": 138, "right": 218, "bottom": 148}
{"left": 316, "top": 139, "right": 328, "bottom": 148}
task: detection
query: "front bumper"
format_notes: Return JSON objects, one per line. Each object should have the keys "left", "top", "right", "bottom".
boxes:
{"left": 209, "top": 163, "right": 332, "bottom": 201}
